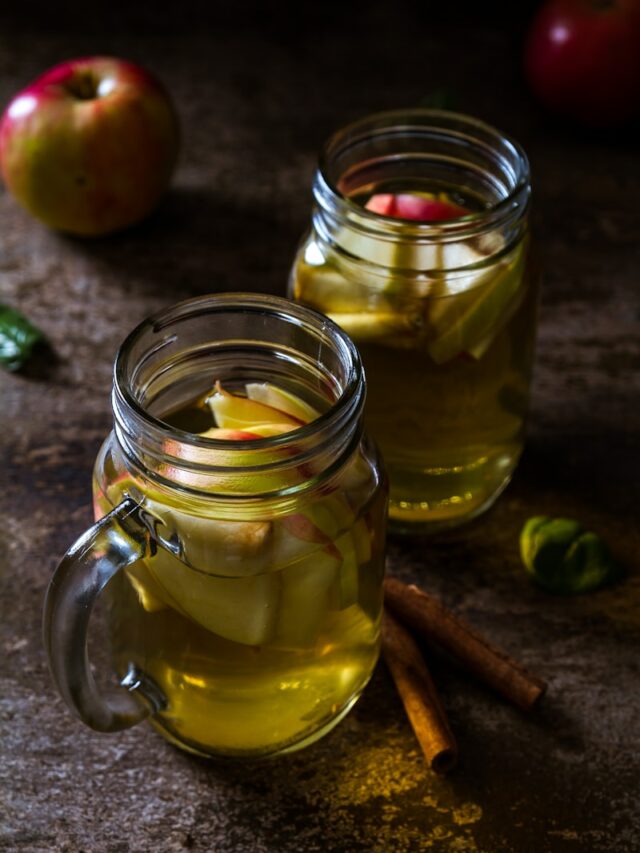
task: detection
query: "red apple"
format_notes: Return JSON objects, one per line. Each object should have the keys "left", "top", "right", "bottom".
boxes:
{"left": 524, "top": 0, "right": 640, "bottom": 126}
{"left": 0, "top": 56, "right": 179, "bottom": 236}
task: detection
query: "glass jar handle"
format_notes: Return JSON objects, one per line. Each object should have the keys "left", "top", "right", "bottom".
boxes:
{"left": 43, "top": 497, "right": 153, "bottom": 732}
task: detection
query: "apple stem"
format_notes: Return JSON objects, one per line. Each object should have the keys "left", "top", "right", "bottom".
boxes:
{"left": 65, "top": 70, "right": 99, "bottom": 101}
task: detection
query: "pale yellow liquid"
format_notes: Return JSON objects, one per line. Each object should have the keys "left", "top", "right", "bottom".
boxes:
{"left": 354, "top": 279, "right": 537, "bottom": 529}
{"left": 104, "top": 564, "right": 381, "bottom": 756}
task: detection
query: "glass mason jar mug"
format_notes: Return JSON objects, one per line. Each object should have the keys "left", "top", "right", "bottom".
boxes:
{"left": 289, "top": 109, "right": 538, "bottom": 533}
{"left": 43, "top": 294, "right": 387, "bottom": 759}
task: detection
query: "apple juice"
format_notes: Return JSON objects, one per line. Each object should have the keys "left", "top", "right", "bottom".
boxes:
{"left": 290, "top": 175, "right": 537, "bottom": 531}
{"left": 93, "top": 381, "right": 386, "bottom": 757}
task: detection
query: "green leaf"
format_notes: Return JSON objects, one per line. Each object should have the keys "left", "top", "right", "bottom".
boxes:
{"left": 0, "top": 305, "right": 45, "bottom": 371}
{"left": 519, "top": 516, "right": 622, "bottom": 595}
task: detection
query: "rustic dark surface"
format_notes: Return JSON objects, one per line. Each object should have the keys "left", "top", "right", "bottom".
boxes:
{"left": 1, "top": 6, "right": 639, "bottom": 852}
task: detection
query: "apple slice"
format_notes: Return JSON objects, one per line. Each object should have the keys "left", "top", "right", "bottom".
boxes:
{"left": 237, "top": 422, "right": 299, "bottom": 438}
{"left": 285, "top": 494, "right": 369, "bottom": 611}
{"left": 199, "top": 427, "right": 264, "bottom": 440}
{"left": 133, "top": 497, "right": 283, "bottom": 645}
{"left": 208, "top": 382, "right": 302, "bottom": 430}
{"left": 427, "top": 245, "right": 526, "bottom": 364}
{"left": 281, "top": 513, "right": 341, "bottom": 560}
{"left": 439, "top": 241, "right": 488, "bottom": 276}
{"left": 366, "top": 193, "right": 468, "bottom": 221}
{"left": 200, "top": 423, "right": 295, "bottom": 440}
{"left": 146, "top": 545, "right": 281, "bottom": 646}
{"left": 466, "top": 281, "right": 527, "bottom": 361}
{"left": 320, "top": 501, "right": 372, "bottom": 609}
{"left": 273, "top": 498, "right": 370, "bottom": 646}
{"left": 197, "top": 416, "right": 304, "bottom": 493}
{"left": 145, "top": 500, "right": 356, "bottom": 643}
{"left": 364, "top": 193, "right": 395, "bottom": 215}
{"left": 337, "top": 225, "right": 442, "bottom": 272}
{"left": 393, "top": 194, "right": 469, "bottom": 221}
{"left": 101, "top": 476, "right": 282, "bottom": 644}
{"left": 245, "top": 383, "right": 320, "bottom": 423}
{"left": 204, "top": 384, "right": 319, "bottom": 493}
{"left": 326, "top": 310, "right": 422, "bottom": 348}
{"left": 294, "top": 258, "right": 373, "bottom": 314}
{"left": 275, "top": 549, "right": 340, "bottom": 648}
{"left": 353, "top": 192, "right": 468, "bottom": 273}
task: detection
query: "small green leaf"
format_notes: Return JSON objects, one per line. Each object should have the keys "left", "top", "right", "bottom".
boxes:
{"left": 520, "top": 516, "right": 622, "bottom": 595}
{"left": 0, "top": 305, "right": 45, "bottom": 371}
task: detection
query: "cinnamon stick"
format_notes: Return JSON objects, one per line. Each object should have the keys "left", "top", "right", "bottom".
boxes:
{"left": 384, "top": 577, "right": 547, "bottom": 711}
{"left": 381, "top": 608, "right": 458, "bottom": 774}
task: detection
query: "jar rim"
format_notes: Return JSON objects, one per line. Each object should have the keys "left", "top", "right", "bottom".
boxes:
{"left": 112, "top": 294, "right": 365, "bottom": 495}
{"left": 316, "top": 108, "right": 530, "bottom": 238}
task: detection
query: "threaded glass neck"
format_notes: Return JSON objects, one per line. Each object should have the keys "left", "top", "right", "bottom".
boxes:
{"left": 312, "top": 109, "right": 530, "bottom": 271}
{"left": 111, "top": 294, "right": 365, "bottom": 501}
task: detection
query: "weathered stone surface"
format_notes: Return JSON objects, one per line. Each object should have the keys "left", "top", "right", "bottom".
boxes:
{"left": 1, "top": 8, "right": 639, "bottom": 852}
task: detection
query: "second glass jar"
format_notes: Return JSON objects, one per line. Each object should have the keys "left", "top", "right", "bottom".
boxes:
{"left": 289, "top": 109, "right": 538, "bottom": 533}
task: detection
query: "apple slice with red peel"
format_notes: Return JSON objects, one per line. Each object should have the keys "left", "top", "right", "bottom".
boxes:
{"left": 320, "top": 500, "right": 371, "bottom": 609}
{"left": 200, "top": 427, "right": 264, "bottom": 441}
{"left": 245, "top": 383, "right": 320, "bottom": 423}
{"left": 208, "top": 382, "right": 302, "bottom": 430}
{"left": 281, "top": 513, "right": 342, "bottom": 562}
{"left": 393, "top": 194, "right": 469, "bottom": 221}
{"left": 364, "top": 193, "right": 395, "bottom": 215}
{"left": 285, "top": 495, "right": 368, "bottom": 611}
{"left": 366, "top": 193, "right": 469, "bottom": 221}
{"left": 336, "top": 191, "right": 468, "bottom": 275}
{"left": 201, "top": 386, "right": 314, "bottom": 493}
{"left": 275, "top": 502, "right": 365, "bottom": 646}
{"left": 238, "top": 422, "right": 299, "bottom": 438}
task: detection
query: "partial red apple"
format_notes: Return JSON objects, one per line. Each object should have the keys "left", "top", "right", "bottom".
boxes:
{"left": 0, "top": 57, "right": 179, "bottom": 236}
{"left": 524, "top": 0, "right": 640, "bottom": 126}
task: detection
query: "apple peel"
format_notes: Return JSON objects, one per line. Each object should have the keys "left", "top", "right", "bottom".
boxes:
{"left": 366, "top": 192, "right": 468, "bottom": 222}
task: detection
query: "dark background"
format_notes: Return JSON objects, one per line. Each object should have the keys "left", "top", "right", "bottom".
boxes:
{"left": 1, "top": 3, "right": 639, "bottom": 852}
